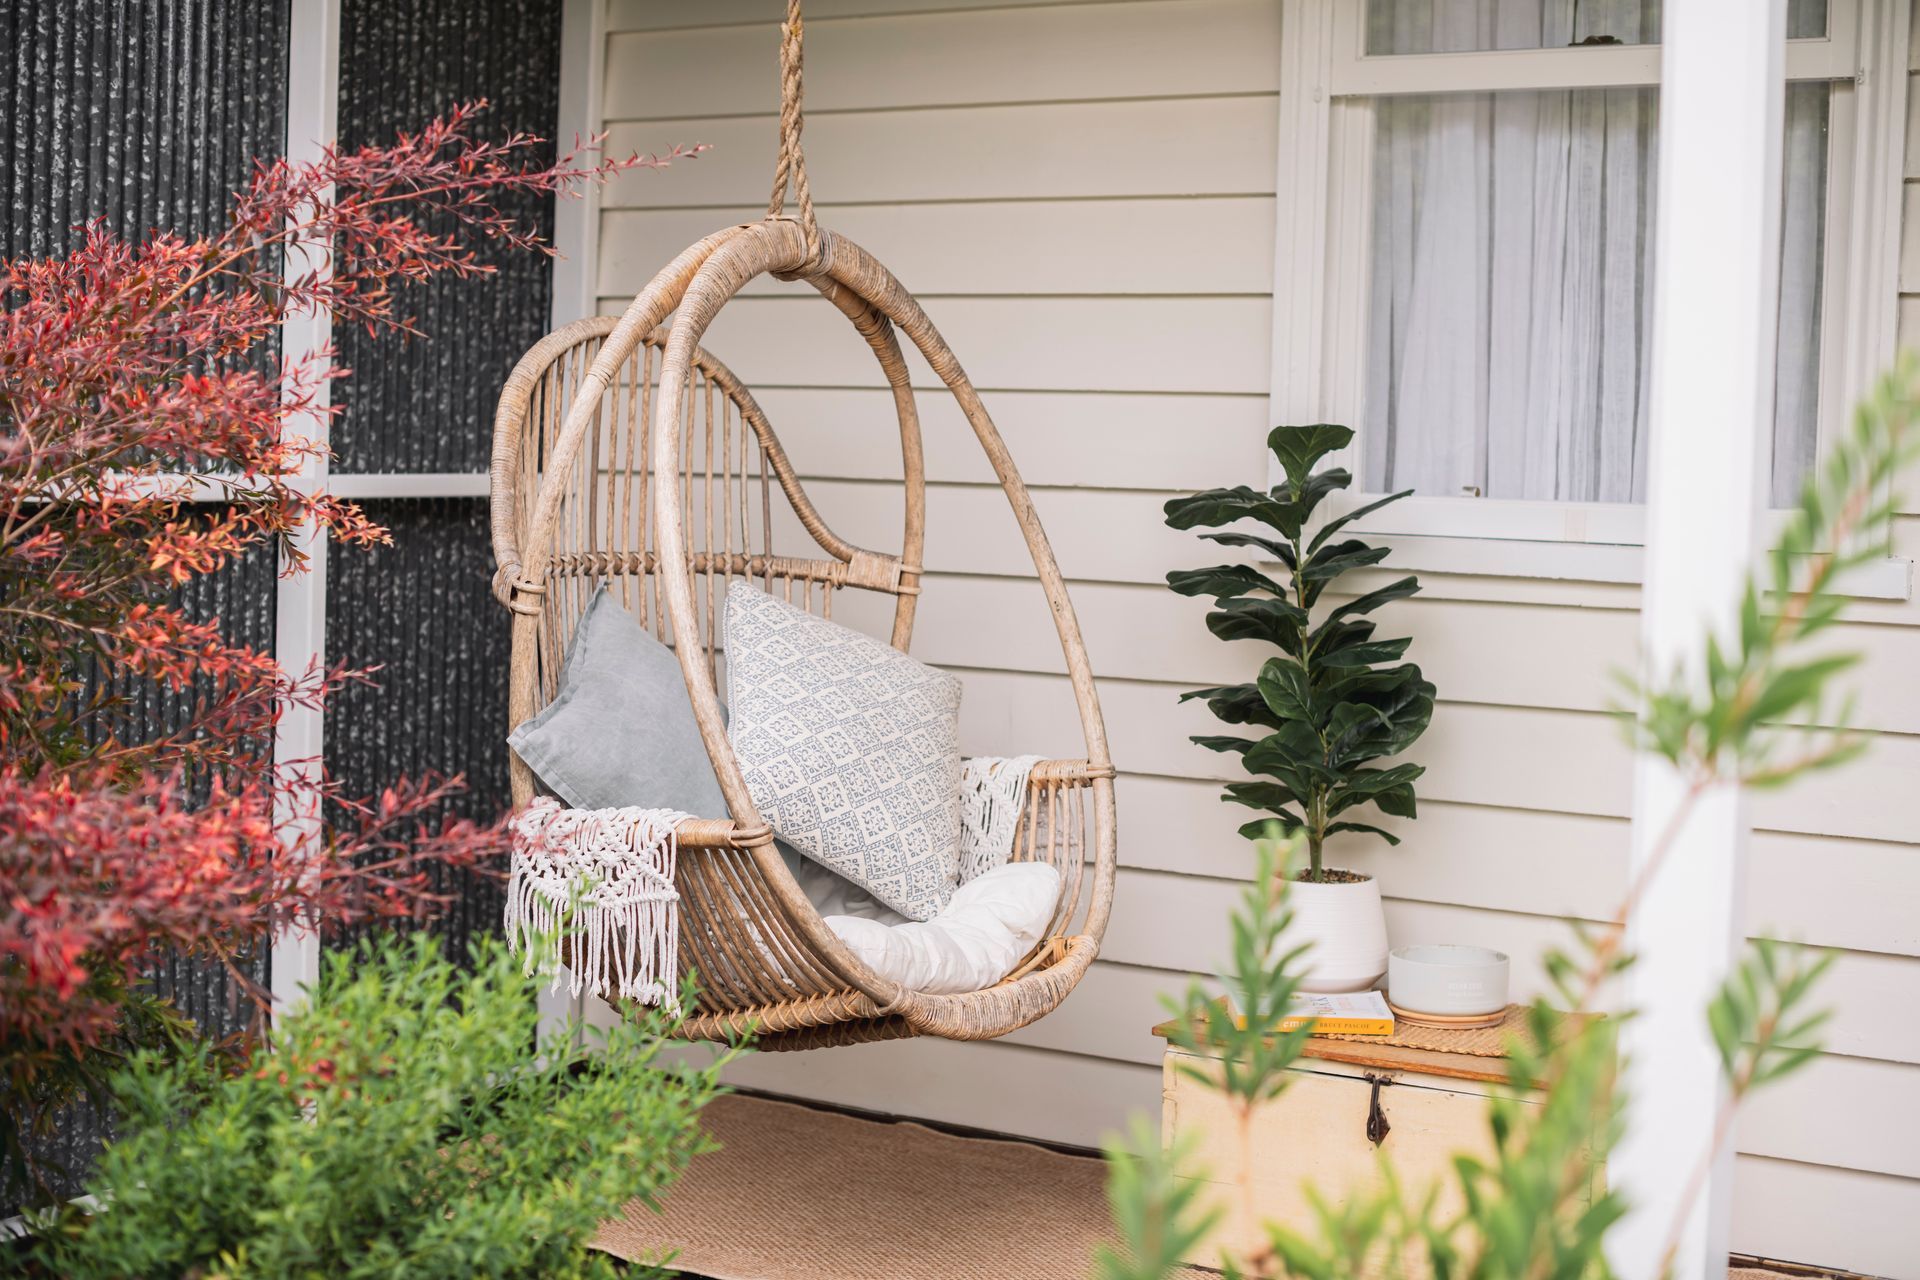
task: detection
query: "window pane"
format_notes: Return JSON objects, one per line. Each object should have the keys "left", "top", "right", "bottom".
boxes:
{"left": 1363, "top": 0, "right": 1827, "bottom": 55}
{"left": 1362, "top": 83, "right": 1827, "bottom": 505}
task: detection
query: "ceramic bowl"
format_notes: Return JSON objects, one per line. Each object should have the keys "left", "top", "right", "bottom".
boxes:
{"left": 1387, "top": 944, "right": 1510, "bottom": 1016}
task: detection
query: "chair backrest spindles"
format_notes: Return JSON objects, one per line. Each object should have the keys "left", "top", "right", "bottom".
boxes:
{"left": 494, "top": 321, "right": 918, "bottom": 730}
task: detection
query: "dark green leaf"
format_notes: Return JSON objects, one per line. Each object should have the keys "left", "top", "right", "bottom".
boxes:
{"left": 1306, "top": 489, "right": 1415, "bottom": 554}
{"left": 1180, "top": 683, "right": 1282, "bottom": 729}
{"left": 1325, "top": 700, "right": 1391, "bottom": 761}
{"left": 1301, "top": 539, "right": 1393, "bottom": 581}
{"left": 1167, "top": 563, "right": 1288, "bottom": 601}
{"left": 1317, "top": 638, "right": 1413, "bottom": 668}
{"left": 1255, "top": 659, "right": 1314, "bottom": 723}
{"left": 1319, "top": 576, "right": 1422, "bottom": 628}
{"left": 1206, "top": 596, "right": 1309, "bottom": 652}
{"left": 1200, "top": 530, "right": 1298, "bottom": 568}
{"left": 1222, "top": 780, "right": 1299, "bottom": 812}
{"left": 1324, "top": 821, "right": 1400, "bottom": 844}
{"left": 1338, "top": 763, "right": 1425, "bottom": 796}
{"left": 1276, "top": 468, "right": 1354, "bottom": 524}
{"left": 1191, "top": 734, "right": 1260, "bottom": 757}
{"left": 1165, "top": 486, "right": 1294, "bottom": 534}
{"left": 1266, "top": 424, "right": 1355, "bottom": 487}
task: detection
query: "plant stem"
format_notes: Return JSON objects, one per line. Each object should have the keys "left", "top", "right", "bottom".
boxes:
{"left": 1291, "top": 514, "right": 1326, "bottom": 883}
{"left": 1234, "top": 1098, "right": 1275, "bottom": 1278}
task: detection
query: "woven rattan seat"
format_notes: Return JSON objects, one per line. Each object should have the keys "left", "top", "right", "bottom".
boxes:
{"left": 487, "top": 4, "right": 1115, "bottom": 1050}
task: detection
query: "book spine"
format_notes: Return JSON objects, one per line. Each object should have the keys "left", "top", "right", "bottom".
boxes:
{"left": 1277, "top": 1016, "right": 1395, "bottom": 1036}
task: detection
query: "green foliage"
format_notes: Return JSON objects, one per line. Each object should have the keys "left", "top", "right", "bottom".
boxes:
{"left": 1108, "top": 359, "right": 1920, "bottom": 1277}
{"left": 1159, "top": 833, "right": 1316, "bottom": 1112}
{"left": 1709, "top": 938, "right": 1835, "bottom": 1100}
{"left": 31, "top": 931, "right": 726, "bottom": 1280}
{"left": 1095, "top": 1118, "right": 1223, "bottom": 1280}
{"left": 1099, "top": 834, "right": 1314, "bottom": 1280}
{"left": 2, "top": 975, "right": 211, "bottom": 1203}
{"left": 1166, "top": 425, "right": 1434, "bottom": 880}
{"left": 1626, "top": 355, "right": 1920, "bottom": 790}
{"left": 1262, "top": 988, "right": 1630, "bottom": 1280}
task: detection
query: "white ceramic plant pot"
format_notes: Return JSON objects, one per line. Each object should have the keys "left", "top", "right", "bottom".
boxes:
{"left": 1284, "top": 872, "right": 1390, "bottom": 993}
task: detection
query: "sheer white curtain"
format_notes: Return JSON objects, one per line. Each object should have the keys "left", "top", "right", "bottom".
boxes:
{"left": 1362, "top": 0, "right": 1828, "bottom": 507}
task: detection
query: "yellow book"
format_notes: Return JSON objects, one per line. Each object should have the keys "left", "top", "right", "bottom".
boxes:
{"left": 1273, "top": 990, "right": 1395, "bottom": 1037}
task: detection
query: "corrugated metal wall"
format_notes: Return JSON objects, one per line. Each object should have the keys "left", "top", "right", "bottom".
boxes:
{"left": 17, "top": 536, "right": 282, "bottom": 1209}
{"left": 321, "top": 0, "right": 561, "bottom": 959}
{"left": 1, "top": 0, "right": 291, "bottom": 261}
{"left": 1, "top": 0, "right": 292, "bottom": 1211}
{"left": 324, "top": 498, "right": 513, "bottom": 958}
{"left": 330, "top": 0, "right": 562, "bottom": 475}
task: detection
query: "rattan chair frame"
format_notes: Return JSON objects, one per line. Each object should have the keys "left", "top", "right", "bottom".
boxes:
{"left": 489, "top": 4, "right": 1114, "bottom": 1049}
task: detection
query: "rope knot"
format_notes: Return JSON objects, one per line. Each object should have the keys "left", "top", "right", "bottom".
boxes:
{"left": 765, "top": 0, "right": 825, "bottom": 270}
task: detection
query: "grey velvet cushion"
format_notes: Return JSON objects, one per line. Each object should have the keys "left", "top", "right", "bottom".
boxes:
{"left": 724, "top": 581, "right": 963, "bottom": 922}
{"left": 506, "top": 585, "right": 728, "bottom": 817}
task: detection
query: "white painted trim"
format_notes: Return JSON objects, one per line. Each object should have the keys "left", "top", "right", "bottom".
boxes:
{"left": 1347, "top": 536, "right": 1913, "bottom": 599}
{"left": 1328, "top": 0, "right": 1857, "bottom": 97}
{"left": 327, "top": 472, "right": 492, "bottom": 498}
{"left": 536, "top": 0, "right": 607, "bottom": 1047}
{"left": 1267, "top": 0, "right": 1336, "bottom": 429}
{"left": 1334, "top": 493, "right": 1651, "bottom": 544}
{"left": 114, "top": 471, "right": 492, "bottom": 501}
{"left": 1613, "top": 2, "right": 1786, "bottom": 1275}
{"left": 1319, "top": 93, "right": 1373, "bottom": 477}
{"left": 551, "top": 0, "right": 607, "bottom": 331}
{"left": 1833, "top": 0, "right": 1911, "bottom": 560}
{"left": 270, "top": 0, "right": 341, "bottom": 1019}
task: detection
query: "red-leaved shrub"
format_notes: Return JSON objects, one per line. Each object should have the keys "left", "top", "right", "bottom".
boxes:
{"left": 0, "top": 101, "right": 699, "bottom": 1193}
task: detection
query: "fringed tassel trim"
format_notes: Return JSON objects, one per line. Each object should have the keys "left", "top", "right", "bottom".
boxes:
{"left": 957, "top": 754, "right": 1043, "bottom": 884}
{"left": 504, "top": 797, "right": 689, "bottom": 1007}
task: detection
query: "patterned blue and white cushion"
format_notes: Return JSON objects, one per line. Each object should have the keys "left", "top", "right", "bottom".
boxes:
{"left": 724, "top": 582, "right": 963, "bottom": 921}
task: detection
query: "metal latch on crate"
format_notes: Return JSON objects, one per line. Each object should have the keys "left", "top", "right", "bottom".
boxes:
{"left": 1364, "top": 1073, "right": 1393, "bottom": 1147}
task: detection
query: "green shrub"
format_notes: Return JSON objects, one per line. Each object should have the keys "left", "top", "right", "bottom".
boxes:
{"left": 33, "top": 932, "right": 725, "bottom": 1279}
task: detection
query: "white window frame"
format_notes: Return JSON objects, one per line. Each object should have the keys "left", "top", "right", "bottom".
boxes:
{"left": 268, "top": 0, "right": 606, "bottom": 1021}
{"left": 1269, "top": 0, "right": 1912, "bottom": 597}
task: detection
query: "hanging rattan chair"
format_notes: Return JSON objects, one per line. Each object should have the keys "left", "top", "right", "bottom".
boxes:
{"left": 488, "top": 3, "right": 1115, "bottom": 1052}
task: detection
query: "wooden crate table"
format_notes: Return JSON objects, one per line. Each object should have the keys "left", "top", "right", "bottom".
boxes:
{"left": 1152, "top": 1006, "right": 1602, "bottom": 1272}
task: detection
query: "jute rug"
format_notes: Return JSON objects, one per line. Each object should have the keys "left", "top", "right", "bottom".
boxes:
{"left": 593, "top": 1093, "right": 1840, "bottom": 1280}
{"left": 593, "top": 1092, "right": 1212, "bottom": 1279}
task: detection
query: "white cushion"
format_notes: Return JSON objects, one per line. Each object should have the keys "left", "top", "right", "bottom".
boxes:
{"left": 824, "top": 862, "right": 1061, "bottom": 995}
{"left": 725, "top": 582, "right": 963, "bottom": 921}
{"left": 781, "top": 843, "right": 907, "bottom": 925}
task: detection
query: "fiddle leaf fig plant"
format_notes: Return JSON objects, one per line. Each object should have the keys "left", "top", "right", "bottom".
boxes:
{"left": 1165, "top": 425, "right": 1434, "bottom": 883}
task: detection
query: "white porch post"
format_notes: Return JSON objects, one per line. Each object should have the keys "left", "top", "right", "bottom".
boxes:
{"left": 270, "top": 0, "right": 342, "bottom": 1018}
{"left": 533, "top": 0, "right": 608, "bottom": 1045}
{"left": 1610, "top": 2, "right": 1785, "bottom": 1277}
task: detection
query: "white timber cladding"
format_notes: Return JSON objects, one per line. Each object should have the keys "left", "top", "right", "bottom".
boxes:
{"left": 596, "top": 3, "right": 1920, "bottom": 1276}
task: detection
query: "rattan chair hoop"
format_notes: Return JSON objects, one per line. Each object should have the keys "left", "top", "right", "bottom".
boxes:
{"left": 646, "top": 219, "right": 1115, "bottom": 1039}
{"left": 490, "top": 60, "right": 1116, "bottom": 1042}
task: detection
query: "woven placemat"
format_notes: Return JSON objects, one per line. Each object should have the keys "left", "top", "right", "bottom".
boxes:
{"left": 1314, "top": 1003, "right": 1529, "bottom": 1058}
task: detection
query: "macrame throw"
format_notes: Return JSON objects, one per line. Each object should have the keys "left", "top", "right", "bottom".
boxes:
{"left": 505, "top": 797, "right": 688, "bottom": 1006}
{"left": 956, "top": 755, "right": 1043, "bottom": 884}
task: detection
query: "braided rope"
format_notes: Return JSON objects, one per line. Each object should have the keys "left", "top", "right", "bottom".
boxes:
{"left": 764, "top": 0, "right": 823, "bottom": 267}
